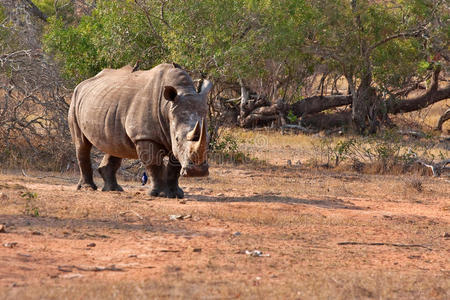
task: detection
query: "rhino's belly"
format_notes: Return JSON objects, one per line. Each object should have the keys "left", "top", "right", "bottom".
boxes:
{"left": 79, "top": 105, "right": 138, "bottom": 159}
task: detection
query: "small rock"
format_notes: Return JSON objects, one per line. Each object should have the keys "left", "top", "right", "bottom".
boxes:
{"left": 178, "top": 199, "right": 186, "bottom": 204}
{"left": 193, "top": 248, "right": 202, "bottom": 253}
{"left": 169, "top": 214, "right": 192, "bottom": 220}
{"left": 287, "top": 160, "right": 292, "bottom": 166}
{"left": 31, "top": 231, "right": 42, "bottom": 236}
{"left": 3, "top": 242, "right": 18, "bottom": 248}
{"left": 217, "top": 193, "right": 224, "bottom": 197}
{"left": 0, "top": 192, "right": 8, "bottom": 200}
{"left": 0, "top": 224, "right": 6, "bottom": 233}
{"left": 232, "top": 232, "right": 241, "bottom": 237}
{"left": 244, "top": 250, "right": 270, "bottom": 257}
{"left": 87, "top": 243, "right": 96, "bottom": 247}
{"left": 444, "top": 232, "right": 450, "bottom": 238}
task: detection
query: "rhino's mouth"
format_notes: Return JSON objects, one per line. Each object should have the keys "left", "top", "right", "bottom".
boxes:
{"left": 180, "top": 162, "right": 209, "bottom": 177}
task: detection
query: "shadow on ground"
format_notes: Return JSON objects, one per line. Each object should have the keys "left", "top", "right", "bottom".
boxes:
{"left": 0, "top": 214, "right": 198, "bottom": 239}
{"left": 190, "top": 194, "right": 365, "bottom": 210}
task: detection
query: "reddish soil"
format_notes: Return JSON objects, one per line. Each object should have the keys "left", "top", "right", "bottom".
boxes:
{"left": 0, "top": 165, "right": 449, "bottom": 299}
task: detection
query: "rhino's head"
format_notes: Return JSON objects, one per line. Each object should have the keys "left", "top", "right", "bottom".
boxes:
{"left": 164, "top": 80, "right": 212, "bottom": 177}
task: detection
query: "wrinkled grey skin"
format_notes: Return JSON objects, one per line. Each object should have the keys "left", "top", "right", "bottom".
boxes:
{"left": 68, "top": 63, "right": 212, "bottom": 198}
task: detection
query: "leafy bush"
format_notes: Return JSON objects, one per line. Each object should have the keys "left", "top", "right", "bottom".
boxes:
{"left": 209, "top": 133, "right": 249, "bottom": 164}
{"left": 313, "top": 130, "right": 440, "bottom": 174}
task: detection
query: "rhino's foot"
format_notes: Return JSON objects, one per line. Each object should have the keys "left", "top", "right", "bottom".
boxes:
{"left": 165, "top": 187, "right": 184, "bottom": 199}
{"left": 149, "top": 188, "right": 163, "bottom": 197}
{"left": 102, "top": 184, "right": 124, "bottom": 192}
{"left": 149, "top": 187, "right": 184, "bottom": 199}
{"left": 77, "top": 182, "right": 98, "bottom": 191}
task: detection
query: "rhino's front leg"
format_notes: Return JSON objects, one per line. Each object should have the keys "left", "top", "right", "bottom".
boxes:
{"left": 136, "top": 141, "right": 167, "bottom": 197}
{"left": 165, "top": 154, "right": 184, "bottom": 199}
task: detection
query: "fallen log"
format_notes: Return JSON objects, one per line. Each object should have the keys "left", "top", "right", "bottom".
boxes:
{"left": 290, "top": 95, "right": 352, "bottom": 116}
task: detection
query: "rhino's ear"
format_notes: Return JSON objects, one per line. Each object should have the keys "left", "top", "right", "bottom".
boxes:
{"left": 163, "top": 86, "right": 178, "bottom": 101}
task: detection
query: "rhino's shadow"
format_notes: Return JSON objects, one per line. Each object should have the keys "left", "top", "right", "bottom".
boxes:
{"left": 189, "top": 193, "right": 364, "bottom": 210}
{"left": 0, "top": 214, "right": 197, "bottom": 238}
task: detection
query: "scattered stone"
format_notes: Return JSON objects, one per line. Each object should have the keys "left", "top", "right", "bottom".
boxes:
{"left": 193, "top": 248, "right": 202, "bottom": 253}
{"left": 169, "top": 214, "right": 192, "bottom": 220}
{"left": 3, "top": 242, "right": 18, "bottom": 248}
{"left": 244, "top": 250, "right": 270, "bottom": 257}
{"left": 0, "top": 224, "right": 6, "bottom": 233}
{"left": 444, "top": 232, "right": 450, "bottom": 238}
{"left": 87, "top": 243, "right": 96, "bottom": 247}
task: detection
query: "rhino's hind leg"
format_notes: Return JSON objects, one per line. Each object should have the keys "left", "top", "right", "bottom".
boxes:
{"left": 75, "top": 139, "right": 97, "bottom": 191}
{"left": 98, "top": 154, "right": 124, "bottom": 191}
{"left": 165, "top": 155, "right": 184, "bottom": 199}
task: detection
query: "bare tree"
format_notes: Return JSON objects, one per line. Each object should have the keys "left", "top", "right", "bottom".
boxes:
{"left": 0, "top": 1, "right": 73, "bottom": 170}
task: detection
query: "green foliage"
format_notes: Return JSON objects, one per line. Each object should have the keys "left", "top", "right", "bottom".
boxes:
{"left": 209, "top": 133, "right": 249, "bottom": 164}
{"left": 286, "top": 110, "right": 298, "bottom": 124}
{"left": 22, "top": 192, "right": 40, "bottom": 217}
{"left": 41, "top": 0, "right": 447, "bottom": 106}
{"left": 314, "top": 129, "right": 436, "bottom": 172}
{"left": 43, "top": 1, "right": 162, "bottom": 82}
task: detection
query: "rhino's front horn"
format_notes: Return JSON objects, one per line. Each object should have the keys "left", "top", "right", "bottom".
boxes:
{"left": 191, "top": 118, "right": 207, "bottom": 165}
{"left": 187, "top": 121, "right": 201, "bottom": 141}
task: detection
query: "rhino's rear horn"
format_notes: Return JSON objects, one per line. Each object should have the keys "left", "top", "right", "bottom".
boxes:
{"left": 187, "top": 121, "right": 201, "bottom": 142}
{"left": 199, "top": 80, "right": 213, "bottom": 95}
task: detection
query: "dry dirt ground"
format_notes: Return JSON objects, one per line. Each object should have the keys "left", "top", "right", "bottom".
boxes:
{"left": 0, "top": 155, "right": 449, "bottom": 299}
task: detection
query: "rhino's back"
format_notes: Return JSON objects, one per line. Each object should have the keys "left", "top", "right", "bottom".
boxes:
{"left": 72, "top": 65, "right": 165, "bottom": 158}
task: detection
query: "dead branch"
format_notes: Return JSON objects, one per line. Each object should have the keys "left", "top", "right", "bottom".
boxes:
{"left": 23, "top": 0, "right": 48, "bottom": 22}
{"left": 281, "top": 124, "right": 318, "bottom": 134}
{"left": 416, "top": 159, "right": 450, "bottom": 177}
{"left": 436, "top": 108, "right": 450, "bottom": 131}
{"left": 388, "top": 65, "right": 450, "bottom": 114}
{"left": 58, "top": 265, "right": 124, "bottom": 272}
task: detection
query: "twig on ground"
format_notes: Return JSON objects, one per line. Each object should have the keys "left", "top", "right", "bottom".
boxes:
{"left": 337, "top": 241, "right": 432, "bottom": 251}
{"left": 58, "top": 265, "right": 124, "bottom": 272}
